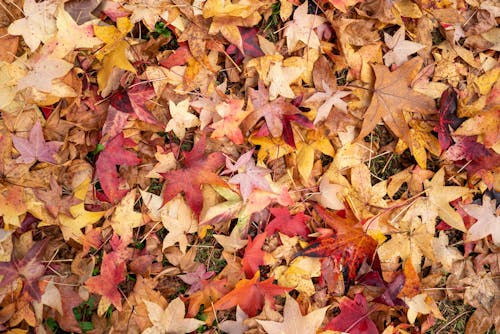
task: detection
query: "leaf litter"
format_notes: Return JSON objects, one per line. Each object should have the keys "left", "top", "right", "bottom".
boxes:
{"left": 0, "top": 0, "right": 499, "bottom": 333}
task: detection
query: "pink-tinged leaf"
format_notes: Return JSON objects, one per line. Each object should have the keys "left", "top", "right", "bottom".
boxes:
{"left": 325, "top": 293, "right": 379, "bottom": 334}
{"left": 225, "top": 149, "right": 271, "bottom": 200}
{"left": 127, "top": 83, "right": 163, "bottom": 125}
{"left": 12, "top": 120, "right": 63, "bottom": 164}
{"left": 265, "top": 207, "right": 310, "bottom": 237}
{"left": 0, "top": 239, "right": 48, "bottom": 301}
{"left": 161, "top": 133, "right": 226, "bottom": 217}
{"left": 243, "top": 81, "right": 314, "bottom": 146}
{"left": 242, "top": 233, "right": 268, "bottom": 278}
{"left": 109, "top": 84, "right": 162, "bottom": 126}
{"left": 160, "top": 43, "right": 191, "bottom": 68}
{"left": 444, "top": 136, "right": 500, "bottom": 178}
{"left": 178, "top": 264, "right": 215, "bottom": 295}
{"left": 102, "top": 106, "right": 129, "bottom": 140}
{"left": 95, "top": 133, "right": 141, "bottom": 203}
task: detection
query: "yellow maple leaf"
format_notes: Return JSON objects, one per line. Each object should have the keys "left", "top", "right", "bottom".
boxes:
{"left": 59, "top": 178, "right": 105, "bottom": 242}
{"left": 423, "top": 168, "right": 472, "bottom": 231}
{"left": 109, "top": 189, "right": 144, "bottom": 239}
{"left": 93, "top": 17, "right": 136, "bottom": 92}
{"left": 296, "top": 130, "right": 335, "bottom": 181}
{"left": 249, "top": 134, "right": 293, "bottom": 164}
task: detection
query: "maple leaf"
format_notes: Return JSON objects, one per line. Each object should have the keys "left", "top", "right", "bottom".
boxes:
{"left": 462, "top": 195, "right": 500, "bottom": 245}
{"left": 0, "top": 239, "right": 48, "bottom": 301}
{"left": 377, "top": 200, "right": 436, "bottom": 272}
{"left": 214, "top": 273, "right": 292, "bottom": 317}
{"left": 178, "top": 264, "right": 215, "bottom": 295}
{"left": 160, "top": 194, "right": 198, "bottom": 253}
{"left": 110, "top": 189, "right": 144, "bottom": 239}
{"left": 143, "top": 297, "right": 204, "bottom": 334}
{"left": 226, "top": 27, "right": 264, "bottom": 62}
{"left": 93, "top": 17, "right": 136, "bottom": 92}
{"left": 58, "top": 177, "right": 106, "bottom": 242}
{"left": 210, "top": 99, "right": 250, "bottom": 144}
{"left": 224, "top": 150, "right": 272, "bottom": 201}
{"left": 300, "top": 204, "right": 377, "bottom": 282}
{"left": 356, "top": 57, "right": 436, "bottom": 147}
{"left": 7, "top": 0, "right": 57, "bottom": 52}
{"left": 161, "top": 134, "right": 226, "bottom": 217}
{"left": 283, "top": 2, "right": 326, "bottom": 52}
{"left": 95, "top": 133, "right": 141, "bottom": 204}
{"left": 243, "top": 80, "right": 309, "bottom": 138}
{"left": 33, "top": 176, "right": 81, "bottom": 218}
{"left": 12, "top": 120, "right": 63, "bottom": 164}
{"left": 165, "top": 98, "right": 201, "bottom": 139}
{"left": 325, "top": 293, "right": 378, "bottom": 334}
{"left": 186, "top": 278, "right": 229, "bottom": 323}
{"left": 110, "top": 83, "right": 162, "bottom": 126}
{"left": 17, "top": 55, "right": 74, "bottom": 94}
{"left": 359, "top": 271, "right": 406, "bottom": 307}
{"left": 256, "top": 294, "right": 328, "bottom": 334}
{"left": 296, "top": 129, "right": 335, "bottom": 180}
{"left": 274, "top": 256, "right": 321, "bottom": 296}
{"left": 242, "top": 232, "right": 272, "bottom": 278}
{"left": 267, "top": 61, "right": 303, "bottom": 100}
{"left": 423, "top": 168, "right": 472, "bottom": 231}
{"left": 403, "top": 293, "right": 443, "bottom": 324}
{"left": 85, "top": 236, "right": 127, "bottom": 310}
{"left": 383, "top": 26, "right": 425, "bottom": 67}
{"left": 305, "top": 83, "right": 351, "bottom": 125}
{"left": 218, "top": 306, "right": 249, "bottom": 334}
{"left": 265, "top": 207, "right": 310, "bottom": 237}
{"left": 52, "top": 5, "right": 102, "bottom": 57}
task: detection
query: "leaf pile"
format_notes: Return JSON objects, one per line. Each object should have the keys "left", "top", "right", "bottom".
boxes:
{"left": 0, "top": 0, "right": 499, "bottom": 333}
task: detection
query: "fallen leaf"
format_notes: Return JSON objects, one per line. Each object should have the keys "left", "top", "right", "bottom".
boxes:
{"left": 95, "top": 133, "right": 141, "bottom": 204}
{"left": 7, "top": 0, "right": 57, "bottom": 52}
{"left": 12, "top": 120, "right": 63, "bottom": 164}
{"left": 161, "top": 134, "right": 226, "bottom": 217}
{"left": 256, "top": 294, "right": 328, "bottom": 334}
{"left": 325, "top": 293, "right": 378, "bottom": 334}
{"left": 356, "top": 57, "right": 436, "bottom": 148}
{"left": 165, "top": 98, "right": 201, "bottom": 139}
{"left": 214, "top": 273, "right": 291, "bottom": 317}
{"left": 143, "top": 297, "right": 204, "bottom": 334}
{"left": 383, "top": 26, "right": 425, "bottom": 67}
{"left": 462, "top": 195, "right": 500, "bottom": 245}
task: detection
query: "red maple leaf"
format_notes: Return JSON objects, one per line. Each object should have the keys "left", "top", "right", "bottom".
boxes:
{"left": 214, "top": 273, "right": 291, "bottom": 317}
{"left": 95, "top": 133, "right": 141, "bottom": 203}
{"left": 325, "top": 293, "right": 379, "bottom": 334}
{"left": 299, "top": 204, "right": 377, "bottom": 282}
{"left": 109, "top": 83, "right": 162, "bottom": 126}
{"left": 0, "top": 239, "right": 48, "bottom": 301}
{"left": 160, "top": 133, "right": 225, "bottom": 217}
{"left": 242, "top": 233, "right": 268, "bottom": 278}
{"left": 265, "top": 206, "right": 310, "bottom": 237}
{"left": 85, "top": 235, "right": 128, "bottom": 310}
